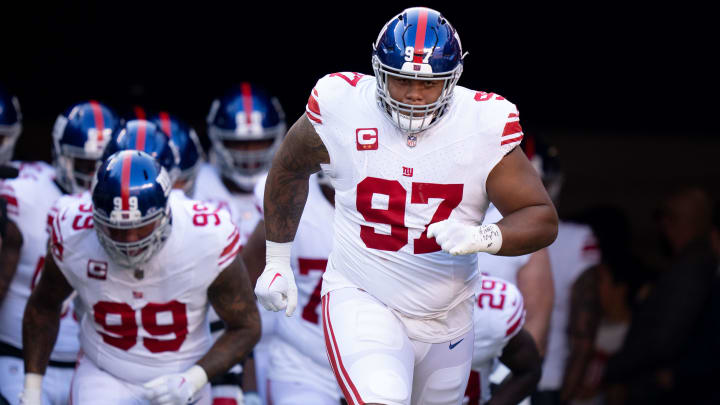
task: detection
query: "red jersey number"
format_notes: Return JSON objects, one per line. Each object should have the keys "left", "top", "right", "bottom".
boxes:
{"left": 355, "top": 177, "right": 464, "bottom": 254}
{"left": 93, "top": 300, "right": 188, "bottom": 353}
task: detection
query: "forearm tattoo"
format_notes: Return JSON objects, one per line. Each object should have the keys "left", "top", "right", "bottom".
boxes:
{"left": 264, "top": 116, "right": 329, "bottom": 243}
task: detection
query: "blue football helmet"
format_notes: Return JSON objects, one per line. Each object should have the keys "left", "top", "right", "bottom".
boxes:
{"left": 52, "top": 101, "right": 120, "bottom": 193}
{"left": 372, "top": 7, "right": 465, "bottom": 133}
{"left": 102, "top": 119, "right": 181, "bottom": 181}
{"left": 207, "top": 83, "right": 286, "bottom": 191}
{"left": 0, "top": 87, "right": 22, "bottom": 165}
{"left": 152, "top": 112, "right": 204, "bottom": 195}
{"left": 92, "top": 150, "right": 172, "bottom": 268}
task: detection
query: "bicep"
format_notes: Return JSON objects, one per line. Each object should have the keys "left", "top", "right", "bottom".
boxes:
{"left": 207, "top": 255, "right": 260, "bottom": 329}
{"left": 29, "top": 251, "right": 73, "bottom": 309}
{"left": 273, "top": 115, "right": 330, "bottom": 176}
{"left": 486, "top": 147, "right": 553, "bottom": 216}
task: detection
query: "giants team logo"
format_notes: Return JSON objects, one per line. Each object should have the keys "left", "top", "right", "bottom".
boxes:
{"left": 87, "top": 259, "right": 108, "bottom": 280}
{"left": 356, "top": 128, "right": 378, "bottom": 150}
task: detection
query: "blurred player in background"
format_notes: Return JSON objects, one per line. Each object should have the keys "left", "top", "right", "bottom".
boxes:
{"left": 523, "top": 136, "right": 600, "bottom": 405}
{"left": 1, "top": 100, "right": 119, "bottom": 404}
{"left": 254, "top": 7, "right": 558, "bottom": 404}
{"left": 151, "top": 112, "right": 204, "bottom": 197}
{"left": 21, "top": 150, "right": 260, "bottom": 405}
{"left": 466, "top": 276, "right": 542, "bottom": 405}
{"left": 242, "top": 171, "right": 341, "bottom": 405}
{"left": 0, "top": 86, "right": 22, "bottom": 178}
{"left": 194, "top": 83, "right": 286, "bottom": 405}
{"left": 478, "top": 204, "right": 553, "bottom": 357}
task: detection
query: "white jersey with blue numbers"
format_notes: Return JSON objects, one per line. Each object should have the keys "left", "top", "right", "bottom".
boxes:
{"left": 0, "top": 163, "right": 79, "bottom": 362}
{"left": 48, "top": 195, "right": 240, "bottom": 384}
{"left": 307, "top": 72, "right": 525, "bottom": 342}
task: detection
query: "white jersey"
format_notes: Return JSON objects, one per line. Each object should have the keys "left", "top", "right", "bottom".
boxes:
{"left": 0, "top": 163, "right": 79, "bottom": 362}
{"left": 256, "top": 174, "right": 341, "bottom": 399}
{"left": 471, "top": 276, "right": 526, "bottom": 405}
{"left": 478, "top": 204, "right": 531, "bottom": 281}
{"left": 539, "top": 221, "right": 600, "bottom": 390}
{"left": 48, "top": 195, "right": 240, "bottom": 384}
{"left": 308, "top": 72, "right": 523, "bottom": 342}
{"left": 193, "top": 163, "right": 262, "bottom": 245}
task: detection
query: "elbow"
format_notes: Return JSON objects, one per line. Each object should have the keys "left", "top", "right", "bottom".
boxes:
{"left": 542, "top": 205, "right": 559, "bottom": 248}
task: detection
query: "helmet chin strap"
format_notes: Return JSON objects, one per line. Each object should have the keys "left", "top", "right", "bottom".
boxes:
{"left": 390, "top": 110, "right": 436, "bottom": 134}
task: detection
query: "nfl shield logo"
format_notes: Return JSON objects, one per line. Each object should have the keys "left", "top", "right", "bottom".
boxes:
{"left": 407, "top": 135, "right": 417, "bottom": 148}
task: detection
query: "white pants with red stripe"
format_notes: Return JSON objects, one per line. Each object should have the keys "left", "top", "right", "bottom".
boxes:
{"left": 70, "top": 354, "right": 211, "bottom": 405}
{"left": 322, "top": 288, "right": 473, "bottom": 405}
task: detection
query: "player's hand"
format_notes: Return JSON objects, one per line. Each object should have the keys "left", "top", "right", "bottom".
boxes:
{"left": 19, "top": 373, "right": 43, "bottom": 405}
{"left": 427, "top": 219, "right": 502, "bottom": 255}
{"left": 254, "top": 263, "right": 298, "bottom": 316}
{"left": 143, "top": 366, "right": 207, "bottom": 405}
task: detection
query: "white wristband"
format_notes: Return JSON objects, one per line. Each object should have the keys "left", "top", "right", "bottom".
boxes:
{"left": 24, "top": 373, "right": 43, "bottom": 390}
{"left": 184, "top": 365, "right": 208, "bottom": 393}
{"left": 266, "top": 241, "right": 293, "bottom": 268}
{"left": 477, "top": 224, "right": 503, "bottom": 254}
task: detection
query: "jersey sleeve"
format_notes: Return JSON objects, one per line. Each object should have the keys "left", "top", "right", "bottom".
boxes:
{"left": 47, "top": 196, "right": 93, "bottom": 286}
{"left": 304, "top": 72, "right": 368, "bottom": 177}
{"left": 206, "top": 205, "right": 242, "bottom": 274}
{"left": 498, "top": 105, "right": 524, "bottom": 155}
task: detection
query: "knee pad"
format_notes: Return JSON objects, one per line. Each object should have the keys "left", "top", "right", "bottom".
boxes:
{"left": 352, "top": 355, "right": 410, "bottom": 404}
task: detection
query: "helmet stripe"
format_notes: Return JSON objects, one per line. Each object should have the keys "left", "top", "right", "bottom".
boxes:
{"left": 241, "top": 82, "right": 254, "bottom": 124}
{"left": 133, "top": 106, "right": 147, "bottom": 120}
{"left": 121, "top": 152, "right": 132, "bottom": 210}
{"left": 89, "top": 100, "right": 105, "bottom": 142}
{"left": 159, "top": 111, "right": 172, "bottom": 138}
{"left": 135, "top": 120, "right": 147, "bottom": 151}
{"left": 412, "top": 9, "right": 429, "bottom": 63}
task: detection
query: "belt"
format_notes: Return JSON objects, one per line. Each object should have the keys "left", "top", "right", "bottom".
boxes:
{"left": 0, "top": 340, "right": 76, "bottom": 369}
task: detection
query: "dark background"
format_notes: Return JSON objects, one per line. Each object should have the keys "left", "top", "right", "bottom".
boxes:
{"left": 2, "top": 1, "right": 718, "bottom": 261}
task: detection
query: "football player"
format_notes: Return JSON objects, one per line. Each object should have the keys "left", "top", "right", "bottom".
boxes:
{"left": 0, "top": 86, "right": 21, "bottom": 177}
{"left": 194, "top": 83, "right": 286, "bottom": 405}
{"left": 101, "top": 119, "right": 182, "bottom": 186}
{"left": 241, "top": 171, "right": 341, "bottom": 405}
{"left": 478, "top": 205, "right": 553, "bottom": 358}
{"left": 1, "top": 100, "right": 119, "bottom": 404}
{"left": 254, "top": 7, "right": 558, "bottom": 405}
{"left": 466, "top": 276, "right": 541, "bottom": 405}
{"left": 522, "top": 136, "right": 599, "bottom": 405}
{"left": 20, "top": 150, "right": 261, "bottom": 405}
{"left": 151, "top": 112, "right": 204, "bottom": 197}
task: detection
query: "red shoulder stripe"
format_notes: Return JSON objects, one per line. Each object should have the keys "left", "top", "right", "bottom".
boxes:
{"left": 305, "top": 111, "right": 322, "bottom": 124}
{"left": 307, "top": 95, "right": 321, "bottom": 116}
